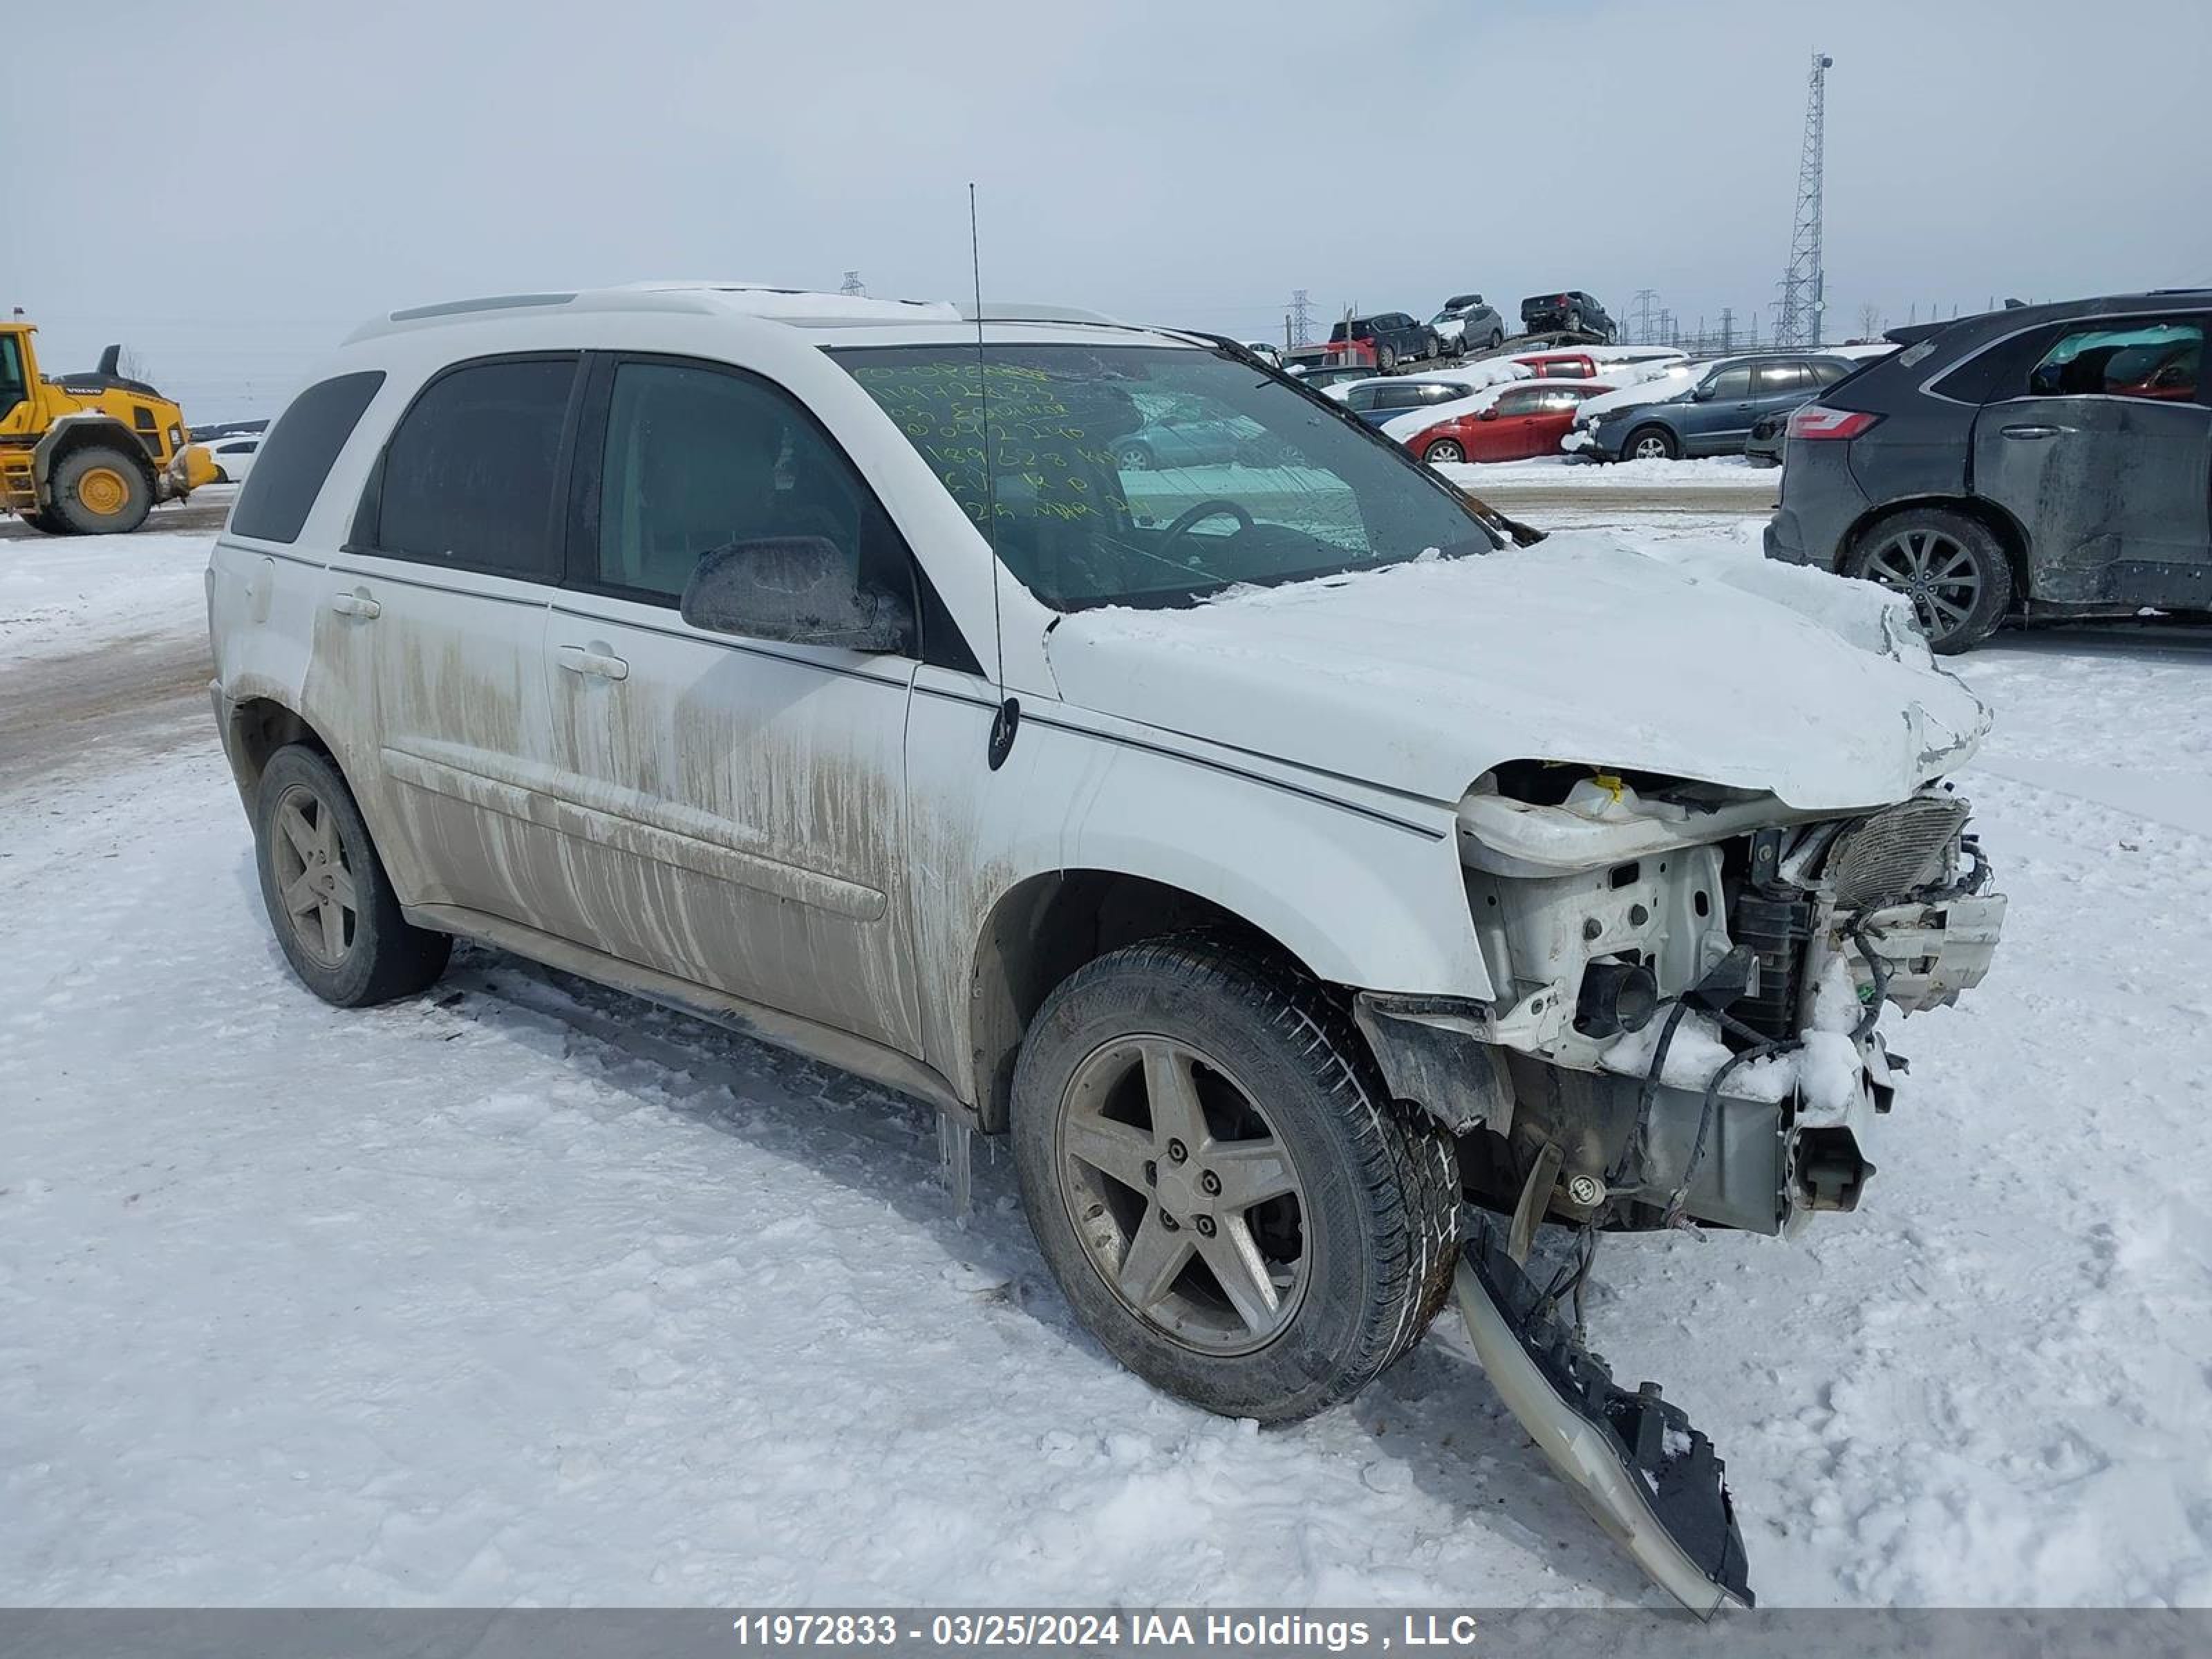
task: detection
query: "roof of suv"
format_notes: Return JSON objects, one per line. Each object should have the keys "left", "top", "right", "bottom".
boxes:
{"left": 341, "top": 281, "right": 1197, "bottom": 353}
{"left": 1883, "top": 289, "right": 2212, "bottom": 348}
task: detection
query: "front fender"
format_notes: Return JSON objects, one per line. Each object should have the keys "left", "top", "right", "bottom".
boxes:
{"left": 906, "top": 682, "right": 1494, "bottom": 1105}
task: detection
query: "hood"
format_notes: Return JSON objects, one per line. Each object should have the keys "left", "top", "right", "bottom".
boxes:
{"left": 1044, "top": 536, "right": 1991, "bottom": 813}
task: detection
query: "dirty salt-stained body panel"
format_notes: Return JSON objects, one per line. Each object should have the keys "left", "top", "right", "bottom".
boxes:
{"left": 539, "top": 591, "right": 925, "bottom": 1056}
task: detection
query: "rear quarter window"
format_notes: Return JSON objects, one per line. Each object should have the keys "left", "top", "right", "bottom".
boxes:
{"left": 229, "top": 370, "right": 386, "bottom": 544}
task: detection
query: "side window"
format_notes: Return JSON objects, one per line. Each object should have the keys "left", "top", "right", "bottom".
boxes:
{"left": 231, "top": 369, "right": 386, "bottom": 545}
{"left": 1810, "top": 360, "right": 1850, "bottom": 385}
{"left": 374, "top": 357, "right": 575, "bottom": 577}
{"left": 1539, "top": 390, "right": 1584, "bottom": 412}
{"left": 1706, "top": 364, "right": 1754, "bottom": 399}
{"left": 590, "top": 359, "right": 915, "bottom": 623}
{"left": 1753, "top": 362, "right": 1808, "bottom": 393}
{"left": 0, "top": 335, "right": 26, "bottom": 415}
{"left": 2027, "top": 321, "right": 2202, "bottom": 402}
{"left": 1494, "top": 387, "right": 1544, "bottom": 415}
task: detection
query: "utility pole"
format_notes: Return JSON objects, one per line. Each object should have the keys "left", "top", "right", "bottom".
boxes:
{"left": 1719, "top": 306, "right": 1735, "bottom": 353}
{"left": 1288, "top": 288, "right": 1315, "bottom": 347}
{"left": 1772, "top": 50, "right": 1833, "bottom": 348}
{"left": 839, "top": 270, "right": 865, "bottom": 297}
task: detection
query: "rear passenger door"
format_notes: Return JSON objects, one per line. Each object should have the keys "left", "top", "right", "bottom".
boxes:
{"left": 329, "top": 355, "right": 578, "bottom": 930}
{"left": 1971, "top": 316, "right": 2211, "bottom": 606}
{"left": 542, "top": 354, "right": 928, "bottom": 1055}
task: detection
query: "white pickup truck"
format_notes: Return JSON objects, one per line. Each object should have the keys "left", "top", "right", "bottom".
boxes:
{"left": 207, "top": 284, "right": 2005, "bottom": 1610}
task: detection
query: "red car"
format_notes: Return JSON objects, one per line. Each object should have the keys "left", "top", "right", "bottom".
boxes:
{"left": 1411, "top": 382, "right": 1613, "bottom": 464}
{"left": 1512, "top": 351, "right": 1601, "bottom": 379}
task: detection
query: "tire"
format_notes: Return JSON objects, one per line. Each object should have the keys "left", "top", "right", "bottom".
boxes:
{"left": 1116, "top": 442, "right": 1154, "bottom": 471}
{"left": 1011, "top": 936, "right": 1459, "bottom": 1425}
{"left": 50, "top": 444, "right": 153, "bottom": 535}
{"left": 1566, "top": 309, "right": 1582, "bottom": 334}
{"left": 1378, "top": 346, "right": 1398, "bottom": 372}
{"left": 1624, "top": 425, "right": 1678, "bottom": 462}
{"left": 1847, "top": 507, "right": 2014, "bottom": 654}
{"left": 24, "top": 509, "right": 76, "bottom": 535}
{"left": 1423, "top": 438, "right": 1466, "bottom": 465}
{"left": 1487, "top": 330, "right": 1504, "bottom": 351}
{"left": 213, "top": 466, "right": 232, "bottom": 484}
{"left": 254, "top": 744, "right": 451, "bottom": 1006}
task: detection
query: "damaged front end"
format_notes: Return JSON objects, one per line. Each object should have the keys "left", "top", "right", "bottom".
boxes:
{"left": 1356, "top": 760, "right": 2007, "bottom": 1609}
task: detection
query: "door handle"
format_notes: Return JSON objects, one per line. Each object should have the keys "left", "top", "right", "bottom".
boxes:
{"left": 2000, "top": 424, "right": 2062, "bottom": 439}
{"left": 330, "top": 589, "right": 380, "bottom": 619}
{"left": 555, "top": 644, "right": 630, "bottom": 682}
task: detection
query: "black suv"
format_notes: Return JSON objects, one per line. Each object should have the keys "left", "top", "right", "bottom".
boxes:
{"left": 1520, "top": 290, "right": 1614, "bottom": 339}
{"left": 1327, "top": 312, "right": 1441, "bottom": 371}
{"left": 1765, "top": 292, "right": 2210, "bottom": 652}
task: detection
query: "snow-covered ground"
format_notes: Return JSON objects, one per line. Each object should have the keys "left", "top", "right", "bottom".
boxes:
{"left": 0, "top": 525, "right": 218, "bottom": 664}
{"left": 1437, "top": 454, "right": 1770, "bottom": 489}
{"left": 5, "top": 498, "right": 2210, "bottom": 1609}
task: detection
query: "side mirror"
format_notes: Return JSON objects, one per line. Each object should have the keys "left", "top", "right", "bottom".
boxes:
{"left": 1477, "top": 407, "right": 1499, "bottom": 422}
{"left": 679, "top": 536, "right": 912, "bottom": 653}
{"left": 1692, "top": 383, "right": 1717, "bottom": 402}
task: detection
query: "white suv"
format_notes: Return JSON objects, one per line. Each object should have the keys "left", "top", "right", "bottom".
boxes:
{"left": 207, "top": 283, "right": 2005, "bottom": 1434}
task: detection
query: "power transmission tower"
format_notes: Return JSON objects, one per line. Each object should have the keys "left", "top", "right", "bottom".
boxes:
{"left": 1772, "top": 50, "right": 1833, "bottom": 348}
{"left": 839, "top": 270, "right": 865, "bottom": 296}
{"left": 1629, "top": 288, "right": 1660, "bottom": 346}
{"left": 1288, "top": 288, "right": 1315, "bottom": 346}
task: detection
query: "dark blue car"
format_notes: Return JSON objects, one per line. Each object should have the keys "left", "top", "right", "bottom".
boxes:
{"left": 1338, "top": 377, "right": 1484, "bottom": 428}
{"left": 1581, "top": 353, "right": 1854, "bottom": 460}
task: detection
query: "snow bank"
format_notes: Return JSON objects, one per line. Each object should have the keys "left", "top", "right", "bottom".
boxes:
{"left": 0, "top": 525, "right": 214, "bottom": 664}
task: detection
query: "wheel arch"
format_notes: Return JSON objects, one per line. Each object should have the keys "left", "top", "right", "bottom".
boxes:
{"left": 32, "top": 415, "right": 158, "bottom": 493}
{"left": 964, "top": 868, "right": 1340, "bottom": 1135}
{"left": 220, "top": 691, "right": 339, "bottom": 809}
{"left": 1841, "top": 493, "right": 2033, "bottom": 605}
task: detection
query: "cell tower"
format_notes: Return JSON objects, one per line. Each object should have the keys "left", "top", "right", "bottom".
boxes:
{"left": 839, "top": 270, "right": 865, "bottom": 297}
{"left": 1772, "top": 50, "right": 1833, "bottom": 349}
{"left": 1288, "top": 288, "right": 1315, "bottom": 346}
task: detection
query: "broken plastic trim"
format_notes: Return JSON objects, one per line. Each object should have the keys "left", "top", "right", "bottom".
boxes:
{"left": 1455, "top": 1219, "right": 1754, "bottom": 1616}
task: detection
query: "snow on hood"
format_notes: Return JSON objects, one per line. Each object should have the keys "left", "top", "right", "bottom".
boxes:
{"left": 1044, "top": 534, "right": 1990, "bottom": 812}
{"left": 1568, "top": 369, "right": 1699, "bottom": 425}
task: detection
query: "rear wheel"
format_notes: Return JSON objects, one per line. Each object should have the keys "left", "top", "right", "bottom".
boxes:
{"left": 1011, "top": 937, "right": 1458, "bottom": 1424}
{"left": 1378, "top": 345, "right": 1398, "bottom": 371}
{"left": 1848, "top": 508, "right": 2014, "bottom": 653}
{"left": 1625, "top": 425, "right": 1678, "bottom": 462}
{"left": 254, "top": 745, "right": 451, "bottom": 1006}
{"left": 1423, "top": 438, "right": 1466, "bottom": 465}
{"left": 50, "top": 445, "right": 153, "bottom": 535}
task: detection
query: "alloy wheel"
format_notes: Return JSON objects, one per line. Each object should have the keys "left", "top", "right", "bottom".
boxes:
{"left": 271, "top": 782, "right": 359, "bottom": 968}
{"left": 1632, "top": 433, "right": 1671, "bottom": 460}
{"left": 1055, "top": 1035, "right": 1309, "bottom": 1356}
{"left": 1865, "top": 526, "right": 1983, "bottom": 641}
{"left": 1427, "top": 440, "right": 1465, "bottom": 464}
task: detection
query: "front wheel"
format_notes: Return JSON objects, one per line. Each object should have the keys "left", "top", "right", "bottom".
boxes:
{"left": 1848, "top": 508, "right": 2014, "bottom": 653}
{"left": 50, "top": 446, "right": 153, "bottom": 535}
{"left": 1012, "top": 937, "right": 1458, "bottom": 1425}
{"left": 1624, "top": 425, "right": 1678, "bottom": 462}
{"left": 1115, "top": 442, "right": 1155, "bottom": 471}
{"left": 254, "top": 745, "right": 451, "bottom": 1006}
{"left": 1423, "top": 438, "right": 1466, "bottom": 465}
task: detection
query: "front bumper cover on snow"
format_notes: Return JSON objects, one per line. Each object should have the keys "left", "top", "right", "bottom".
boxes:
{"left": 1455, "top": 1219, "right": 1754, "bottom": 1615}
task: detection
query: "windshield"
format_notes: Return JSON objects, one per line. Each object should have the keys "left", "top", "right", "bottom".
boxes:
{"left": 832, "top": 342, "right": 1498, "bottom": 610}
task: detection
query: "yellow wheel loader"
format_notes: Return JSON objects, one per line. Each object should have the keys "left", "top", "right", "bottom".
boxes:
{"left": 0, "top": 316, "right": 218, "bottom": 535}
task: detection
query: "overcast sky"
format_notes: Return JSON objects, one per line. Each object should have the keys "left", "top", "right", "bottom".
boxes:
{"left": 10, "top": 0, "right": 2207, "bottom": 419}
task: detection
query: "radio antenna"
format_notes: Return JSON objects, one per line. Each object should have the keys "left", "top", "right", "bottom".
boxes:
{"left": 971, "top": 182, "right": 1020, "bottom": 770}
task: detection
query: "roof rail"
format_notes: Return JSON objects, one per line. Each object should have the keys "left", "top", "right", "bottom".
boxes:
{"left": 955, "top": 301, "right": 1123, "bottom": 326}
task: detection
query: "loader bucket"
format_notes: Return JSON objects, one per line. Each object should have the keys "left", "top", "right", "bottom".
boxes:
{"left": 1454, "top": 1220, "right": 1754, "bottom": 1616}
